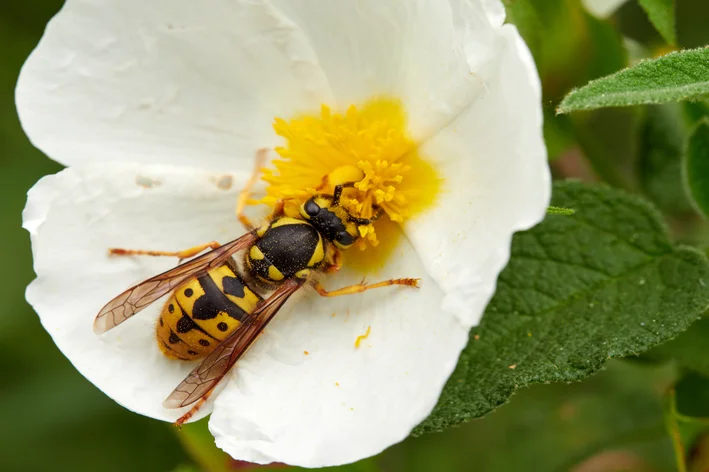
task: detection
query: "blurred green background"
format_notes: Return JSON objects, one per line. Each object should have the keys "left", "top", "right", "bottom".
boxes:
{"left": 3, "top": 1, "right": 709, "bottom": 471}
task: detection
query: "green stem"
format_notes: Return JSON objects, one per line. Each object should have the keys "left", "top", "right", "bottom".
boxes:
{"left": 175, "top": 419, "right": 231, "bottom": 472}
{"left": 665, "top": 388, "right": 688, "bottom": 472}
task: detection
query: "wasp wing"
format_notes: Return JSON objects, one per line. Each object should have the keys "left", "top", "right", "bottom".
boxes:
{"left": 163, "top": 277, "right": 305, "bottom": 409}
{"left": 93, "top": 233, "right": 257, "bottom": 334}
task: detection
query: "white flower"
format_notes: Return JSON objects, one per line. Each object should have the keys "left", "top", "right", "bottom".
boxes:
{"left": 581, "top": 0, "right": 629, "bottom": 18}
{"left": 17, "top": 0, "right": 550, "bottom": 468}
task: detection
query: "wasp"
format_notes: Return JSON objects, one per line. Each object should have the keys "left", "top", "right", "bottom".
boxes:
{"left": 94, "top": 151, "right": 419, "bottom": 425}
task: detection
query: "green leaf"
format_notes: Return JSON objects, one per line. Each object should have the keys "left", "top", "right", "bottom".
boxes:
{"left": 674, "top": 372, "right": 709, "bottom": 418}
{"left": 546, "top": 205, "right": 575, "bottom": 215}
{"left": 638, "top": 0, "right": 677, "bottom": 45}
{"left": 639, "top": 105, "right": 694, "bottom": 214}
{"left": 508, "top": 0, "right": 626, "bottom": 102}
{"left": 683, "top": 100, "right": 709, "bottom": 124}
{"left": 675, "top": 0, "right": 709, "bottom": 49}
{"left": 558, "top": 48, "right": 709, "bottom": 113}
{"left": 417, "top": 181, "right": 709, "bottom": 434}
{"left": 570, "top": 107, "right": 643, "bottom": 190}
{"left": 389, "top": 361, "right": 676, "bottom": 471}
{"left": 684, "top": 118, "right": 709, "bottom": 219}
{"left": 665, "top": 372, "right": 709, "bottom": 471}
{"left": 549, "top": 1, "right": 628, "bottom": 101}
{"left": 543, "top": 109, "right": 576, "bottom": 160}
{"left": 582, "top": 7, "right": 629, "bottom": 80}
{"left": 650, "top": 317, "right": 709, "bottom": 377}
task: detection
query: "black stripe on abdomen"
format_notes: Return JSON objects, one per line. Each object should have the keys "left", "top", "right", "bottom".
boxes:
{"left": 159, "top": 339, "right": 189, "bottom": 361}
{"left": 192, "top": 274, "right": 249, "bottom": 322}
{"left": 174, "top": 298, "right": 219, "bottom": 340}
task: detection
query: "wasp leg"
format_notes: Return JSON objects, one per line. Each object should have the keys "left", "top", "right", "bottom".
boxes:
{"left": 109, "top": 241, "right": 221, "bottom": 263}
{"left": 322, "top": 243, "right": 343, "bottom": 274}
{"left": 332, "top": 182, "right": 357, "bottom": 206}
{"left": 348, "top": 206, "right": 384, "bottom": 226}
{"left": 312, "top": 277, "right": 419, "bottom": 297}
{"left": 174, "top": 387, "right": 216, "bottom": 428}
{"left": 236, "top": 148, "right": 268, "bottom": 231}
{"left": 268, "top": 199, "right": 288, "bottom": 219}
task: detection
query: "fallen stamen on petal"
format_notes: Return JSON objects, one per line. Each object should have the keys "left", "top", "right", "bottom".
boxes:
{"left": 255, "top": 98, "right": 442, "bottom": 259}
{"left": 354, "top": 326, "right": 372, "bottom": 349}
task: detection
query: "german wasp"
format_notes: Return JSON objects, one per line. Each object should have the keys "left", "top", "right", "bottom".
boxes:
{"left": 94, "top": 151, "right": 419, "bottom": 425}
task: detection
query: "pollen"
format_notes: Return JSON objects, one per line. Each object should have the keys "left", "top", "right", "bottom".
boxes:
{"left": 255, "top": 98, "right": 442, "bottom": 250}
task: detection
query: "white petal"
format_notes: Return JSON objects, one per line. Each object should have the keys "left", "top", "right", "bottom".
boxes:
{"left": 16, "top": 0, "right": 333, "bottom": 171}
{"left": 27, "top": 163, "right": 471, "bottom": 467}
{"left": 479, "top": 0, "right": 507, "bottom": 27}
{"left": 24, "top": 163, "right": 253, "bottom": 421}
{"left": 271, "top": 0, "right": 503, "bottom": 141}
{"left": 209, "top": 236, "right": 468, "bottom": 467}
{"left": 405, "top": 26, "right": 551, "bottom": 328}
{"left": 582, "top": 0, "right": 629, "bottom": 18}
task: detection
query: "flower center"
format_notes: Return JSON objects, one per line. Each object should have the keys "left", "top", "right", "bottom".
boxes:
{"left": 255, "top": 98, "right": 441, "bottom": 250}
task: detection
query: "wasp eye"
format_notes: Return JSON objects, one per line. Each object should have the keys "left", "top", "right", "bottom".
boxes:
{"left": 336, "top": 231, "right": 355, "bottom": 246}
{"left": 304, "top": 199, "right": 320, "bottom": 217}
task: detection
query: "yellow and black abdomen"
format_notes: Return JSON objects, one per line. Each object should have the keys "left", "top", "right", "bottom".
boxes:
{"left": 156, "top": 265, "right": 261, "bottom": 361}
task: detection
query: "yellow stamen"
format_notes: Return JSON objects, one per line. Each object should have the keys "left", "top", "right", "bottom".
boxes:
{"left": 355, "top": 326, "right": 372, "bottom": 349}
{"left": 256, "top": 98, "right": 442, "bottom": 257}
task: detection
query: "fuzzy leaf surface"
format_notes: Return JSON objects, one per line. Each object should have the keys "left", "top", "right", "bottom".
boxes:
{"left": 639, "top": 105, "right": 693, "bottom": 214}
{"left": 684, "top": 118, "right": 709, "bottom": 219}
{"left": 418, "top": 181, "right": 709, "bottom": 433}
{"left": 649, "top": 317, "right": 709, "bottom": 377}
{"left": 558, "top": 48, "right": 709, "bottom": 113}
